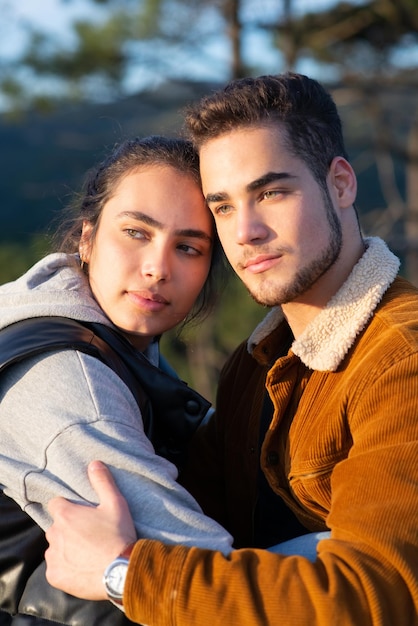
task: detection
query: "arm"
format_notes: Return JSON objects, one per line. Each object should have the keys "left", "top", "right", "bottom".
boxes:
{"left": 46, "top": 461, "right": 136, "bottom": 601}
{"left": 48, "top": 354, "right": 418, "bottom": 625}
{"left": 0, "top": 350, "right": 233, "bottom": 553}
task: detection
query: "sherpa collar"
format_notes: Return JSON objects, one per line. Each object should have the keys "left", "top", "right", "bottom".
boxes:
{"left": 247, "top": 237, "right": 400, "bottom": 372}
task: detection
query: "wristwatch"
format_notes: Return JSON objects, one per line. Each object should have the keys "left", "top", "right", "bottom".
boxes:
{"left": 103, "top": 542, "right": 136, "bottom": 607}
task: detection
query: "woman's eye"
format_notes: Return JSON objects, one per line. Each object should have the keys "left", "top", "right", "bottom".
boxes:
{"left": 178, "top": 243, "right": 201, "bottom": 256}
{"left": 125, "top": 228, "right": 145, "bottom": 239}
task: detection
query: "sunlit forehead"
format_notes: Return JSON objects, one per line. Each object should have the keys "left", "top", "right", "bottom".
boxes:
{"left": 200, "top": 124, "right": 300, "bottom": 201}
{"left": 104, "top": 165, "right": 213, "bottom": 239}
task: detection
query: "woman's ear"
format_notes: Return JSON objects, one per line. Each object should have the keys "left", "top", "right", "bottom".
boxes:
{"left": 79, "top": 221, "right": 94, "bottom": 264}
{"left": 329, "top": 156, "right": 357, "bottom": 209}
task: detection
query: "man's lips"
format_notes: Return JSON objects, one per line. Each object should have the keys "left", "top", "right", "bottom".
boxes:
{"left": 242, "top": 254, "right": 282, "bottom": 274}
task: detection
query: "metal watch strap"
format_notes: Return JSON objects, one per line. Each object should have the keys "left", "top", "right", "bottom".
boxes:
{"left": 119, "top": 542, "right": 136, "bottom": 560}
{"left": 104, "top": 542, "right": 136, "bottom": 607}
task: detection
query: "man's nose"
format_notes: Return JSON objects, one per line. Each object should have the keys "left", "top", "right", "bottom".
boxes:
{"left": 235, "top": 205, "right": 269, "bottom": 245}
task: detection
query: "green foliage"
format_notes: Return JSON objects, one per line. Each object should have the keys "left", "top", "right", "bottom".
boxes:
{"left": 1, "top": 0, "right": 418, "bottom": 113}
{"left": 17, "top": 13, "right": 132, "bottom": 103}
{"left": 0, "top": 0, "right": 236, "bottom": 111}
{"left": 0, "top": 235, "right": 51, "bottom": 285}
{"left": 161, "top": 272, "right": 267, "bottom": 403}
{"left": 135, "top": 0, "right": 164, "bottom": 37}
{"left": 274, "top": 0, "right": 418, "bottom": 73}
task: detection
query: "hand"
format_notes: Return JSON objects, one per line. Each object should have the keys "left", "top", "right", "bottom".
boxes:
{"left": 45, "top": 460, "right": 137, "bottom": 600}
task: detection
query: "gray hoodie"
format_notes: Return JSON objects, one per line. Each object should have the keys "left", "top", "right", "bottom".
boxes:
{"left": 0, "top": 253, "right": 233, "bottom": 553}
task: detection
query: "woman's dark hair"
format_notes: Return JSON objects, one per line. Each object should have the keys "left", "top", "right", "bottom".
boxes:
{"left": 54, "top": 135, "right": 227, "bottom": 324}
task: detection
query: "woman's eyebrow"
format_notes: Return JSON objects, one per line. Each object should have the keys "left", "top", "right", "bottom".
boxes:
{"left": 176, "top": 229, "right": 212, "bottom": 242}
{"left": 116, "top": 211, "right": 212, "bottom": 242}
{"left": 116, "top": 210, "right": 162, "bottom": 228}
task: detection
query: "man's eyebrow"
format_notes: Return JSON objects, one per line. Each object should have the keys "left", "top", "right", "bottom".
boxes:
{"left": 246, "top": 171, "right": 296, "bottom": 192}
{"left": 116, "top": 211, "right": 212, "bottom": 242}
{"left": 205, "top": 172, "right": 296, "bottom": 204}
{"left": 205, "top": 191, "right": 229, "bottom": 204}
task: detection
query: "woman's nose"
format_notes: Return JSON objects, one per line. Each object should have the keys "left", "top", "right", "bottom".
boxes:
{"left": 141, "top": 248, "right": 170, "bottom": 281}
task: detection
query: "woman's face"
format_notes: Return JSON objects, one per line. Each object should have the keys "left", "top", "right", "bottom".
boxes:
{"left": 81, "top": 165, "right": 213, "bottom": 351}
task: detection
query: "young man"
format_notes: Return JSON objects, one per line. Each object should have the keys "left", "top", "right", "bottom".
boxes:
{"left": 45, "top": 73, "right": 418, "bottom": 625}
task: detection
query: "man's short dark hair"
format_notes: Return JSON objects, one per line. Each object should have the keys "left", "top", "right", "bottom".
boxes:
{"left": 184, "top": 72, "right": 349, "bottom": 186}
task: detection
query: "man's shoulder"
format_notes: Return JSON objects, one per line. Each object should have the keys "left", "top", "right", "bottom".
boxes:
{"left": 219, "top": 337, "right": 257, "bottom": 380}
{"left": 361, "top": 275, "right": 418, "bottom": 359}
{"left": 379, "top": 275, "right": 418, "bottom": 314}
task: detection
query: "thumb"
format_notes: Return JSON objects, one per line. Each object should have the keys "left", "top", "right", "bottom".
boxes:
{"left": 88, "top": 460, "right": 129, "bottom": 512}
{"left": 88, "top": 460, "right": 117, "bottom": 490}
{"left": 88, "top": 460, "right": 136, "bottom": 543}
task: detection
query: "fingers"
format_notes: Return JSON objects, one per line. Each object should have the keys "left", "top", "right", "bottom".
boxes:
{"left": 46, "top": 497, "right": 91, "bottom": 547}
{"left": 47, "top": 461, "right": 121, "bottom": 516}
{"left": 87, "top": 463, "right": 138, "bottom": 547}
{"left": 45, "top": 464, "right": 137, "bottom": 600}
{"left": 47, "top": 495, "right": 70, "bottom": 517}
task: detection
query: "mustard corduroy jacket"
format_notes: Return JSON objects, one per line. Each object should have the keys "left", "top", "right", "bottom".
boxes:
{"left": 124, "top": 238, "right": 418, "bottom": 626}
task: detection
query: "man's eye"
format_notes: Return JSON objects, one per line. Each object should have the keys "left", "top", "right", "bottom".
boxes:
{"left": 263, "top": 190, "right": 281, "bottom": 200}
{"left": 214, "top": 204, "right": 232, "bottom": 215}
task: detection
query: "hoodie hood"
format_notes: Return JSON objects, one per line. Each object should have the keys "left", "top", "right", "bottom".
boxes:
{"left": 247, "top": 237, "right": 400, "bottom": 372}
{"left": 0, "top": 253, "right": 112, "bottom": 331}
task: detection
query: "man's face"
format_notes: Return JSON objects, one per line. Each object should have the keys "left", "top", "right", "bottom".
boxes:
{"left": 200, "top": 125, "right": 342, "bottom": 307}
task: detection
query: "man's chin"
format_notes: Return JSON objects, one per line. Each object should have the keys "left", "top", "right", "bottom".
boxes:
{"left": 246, "top": 285, "right": 280, "bottom": 308}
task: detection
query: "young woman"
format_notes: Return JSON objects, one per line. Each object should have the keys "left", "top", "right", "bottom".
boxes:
{"left": 0, "top": 136, "right": 233, "bottom": 626}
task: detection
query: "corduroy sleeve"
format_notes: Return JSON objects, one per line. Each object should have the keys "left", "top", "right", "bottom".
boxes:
{"left": 124, "top": 530, "right": 417, "bottom": 626}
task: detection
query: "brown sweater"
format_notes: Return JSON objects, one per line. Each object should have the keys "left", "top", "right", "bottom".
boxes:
{"left": 123, "top": 238, "right": 418, "bottom": 625}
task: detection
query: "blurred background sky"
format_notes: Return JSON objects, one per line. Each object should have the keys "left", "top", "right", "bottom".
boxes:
{"left": 1, "top": 0, "right": 417, "bottom": 112}
{"left": 1, "top": 0, "right": 384, "bottom": 107}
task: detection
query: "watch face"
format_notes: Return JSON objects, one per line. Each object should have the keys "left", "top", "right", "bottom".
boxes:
{"left": 108, "top": 563, "right": 127, "bottom": 594}
{"left": 104, "top": 558, "right": 129, "bottom": 599}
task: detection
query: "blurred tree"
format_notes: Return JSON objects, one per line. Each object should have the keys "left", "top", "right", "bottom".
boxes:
{"left": 0, "top": 0, "right": 265, "bottom": 112}
{"left": 272, "top": 0, "right": 418, "bottom": 72}
{"left": 1, "top": 0, "right": 418, "bottom": 398}
{"left": 161, "top": 270, "right": 266, "bottom": 403}
{"left": 267, "top": 0, "right": 418, "bottom": 281}
{"left": 1, "top": 0, "right": 416, "bottom": 112}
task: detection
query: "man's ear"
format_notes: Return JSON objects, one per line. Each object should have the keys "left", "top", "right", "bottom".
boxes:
{"left": 329, "top": 156, "right": 357, "bottom": 209}
{"left": 79, "top": 221, "right": 94, "bottom": 263}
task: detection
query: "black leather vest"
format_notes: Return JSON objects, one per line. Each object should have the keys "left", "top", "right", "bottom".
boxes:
{"left": 0, "top": 317, "right": 211, "bottom": 625}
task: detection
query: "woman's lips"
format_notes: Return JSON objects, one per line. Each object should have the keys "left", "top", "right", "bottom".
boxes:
{"left": 127, "top": 290, "right": 169, "bottom": 311}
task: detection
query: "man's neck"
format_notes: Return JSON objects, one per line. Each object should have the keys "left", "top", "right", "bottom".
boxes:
{"left": 282, "top": 237, "right": 366, "bottom": 339}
